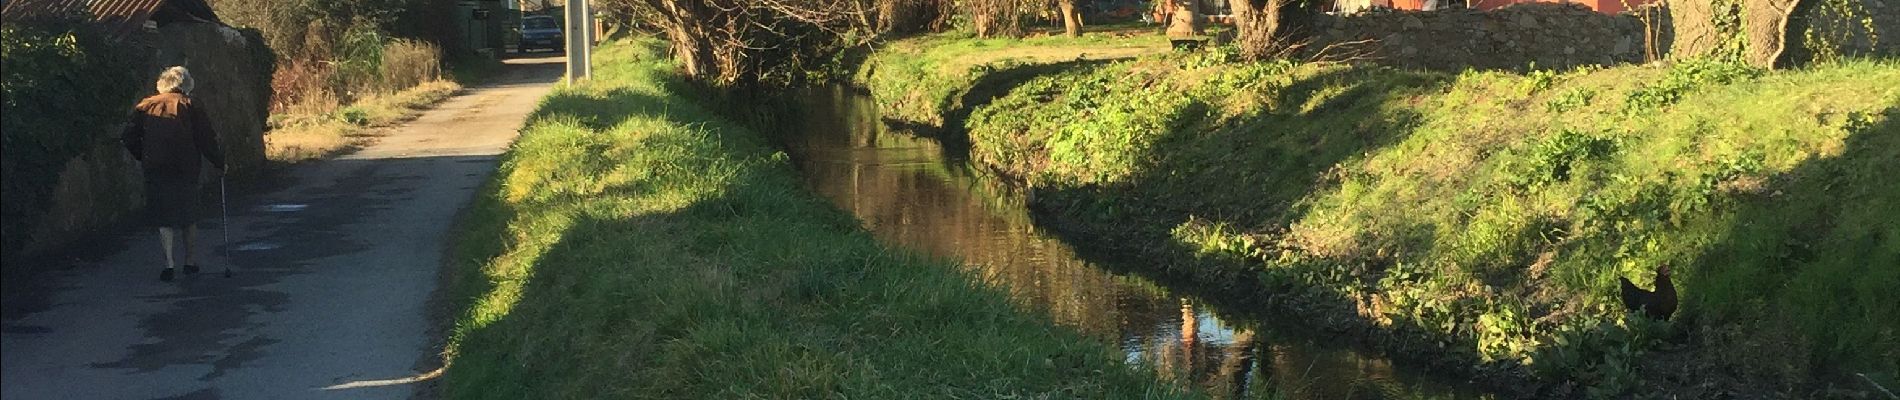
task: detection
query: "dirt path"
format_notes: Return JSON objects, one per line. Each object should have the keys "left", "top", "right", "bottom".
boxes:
{"left": 1, "top": 56, "right": 563, "bottom": 400}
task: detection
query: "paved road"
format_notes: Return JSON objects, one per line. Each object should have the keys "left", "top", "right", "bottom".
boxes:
{"left": 2, "top": 56, "right": 563, "bottom": 400}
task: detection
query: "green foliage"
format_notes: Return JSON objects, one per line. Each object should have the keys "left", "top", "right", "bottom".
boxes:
{"left": 0, "top": 20, "right": 146, "bottom": 259}
{"left": 1531, "top": 316, "right": 1670, "bottom": 397}
{"left": 972, "top": 63, "right": 1198, "bottom": 184}
{"left": 857, "top": 32, "right": 1169, "bottom": 126}
{"left": 1502, "top": 129, "right": 1619, "bottom": 190}
{"left": 1171, "top": 218, "right": 1263, "bottom": 260}
{"left": 331, "top": 22, "right": 387, "bottom": 97}
{"left": 1624, "top": 59, "right": 1760, "bottom": 114}
{"left": 319, "top": 23, "right": 444, "bottom": 102}
{"left": 337, "top": 105, "right": 371, "bottom": 125}
{"left": 212, "top": 0, "right": 448, "bottom": 111}
{"left": 1545, "top": 87, "right": 1596, "bottom": 112}
{"left": 440, "top": 38, "right": 1196, "bottom": 399}
{"left": 1517, "top": 67, "right": 1560, "bottom": 95}
{"left": 1801, "top": 0, "right": 1883, "bottom": 63}
{"left": 1707, "top": 0, "right": 1749, "bottom": 62}
{"left": 924, "top": 29, "right": 1900, "bottom": 394}
{"left": 1185, "top": 45, "right": 1242, "bottom": 69}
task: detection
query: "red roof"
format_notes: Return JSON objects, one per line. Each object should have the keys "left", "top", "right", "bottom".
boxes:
{"left": 1, "top": 0, "right": 223, "bottom": 39}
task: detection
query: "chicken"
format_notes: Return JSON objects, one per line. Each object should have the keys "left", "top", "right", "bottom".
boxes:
{"left": 1619, "top": 264, "right": 1677, "bottom": 321}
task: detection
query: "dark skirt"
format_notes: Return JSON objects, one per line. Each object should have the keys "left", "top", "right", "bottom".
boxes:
{"left": 144, "top": 171, "right": 201, "bottom": 228}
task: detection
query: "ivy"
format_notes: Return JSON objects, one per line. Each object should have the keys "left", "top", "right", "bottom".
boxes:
{"left": 1, "top": 19, "right": 147, "bottom": 257}
{"left": 1801, "top": 0, "right": 1881, "bottom": 63}
{"left": 1707, "top": 0, "right": 1748, "bottom": 63}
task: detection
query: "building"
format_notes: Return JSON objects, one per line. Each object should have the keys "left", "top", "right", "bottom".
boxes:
{"left": 455, "top": 0, "right": 513, "bottom": 56}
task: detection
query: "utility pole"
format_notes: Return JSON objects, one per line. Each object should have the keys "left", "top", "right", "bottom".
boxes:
{"left": 564, "top": 0, "right": 593, "bottom": 83}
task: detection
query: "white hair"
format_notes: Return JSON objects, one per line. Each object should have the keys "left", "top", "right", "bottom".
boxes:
{"left": 155, "top": 66, "right": 194, "bottom": 94}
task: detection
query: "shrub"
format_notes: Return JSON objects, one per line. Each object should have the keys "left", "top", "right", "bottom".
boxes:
{"left": 271, "top": 59, "right": 338, "bottom": 114}
{"left": 1623, "top": 59, "right": 1761, "bottom": 114}
{"left": 212, "top": 0, "right": 451, "bottom": 112}
{"left": 0, "top": 20, "right": 147, "bottom": 260}
{"left": 380, "top": 39, "right": 442, "bottom": 92}
{"left": 330, "top": 22, "right": 387, "bottom": 99}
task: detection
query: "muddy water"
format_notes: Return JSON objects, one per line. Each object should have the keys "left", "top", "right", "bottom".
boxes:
{"left": 773, "top": 86, "right": 1489, "bottom": 399}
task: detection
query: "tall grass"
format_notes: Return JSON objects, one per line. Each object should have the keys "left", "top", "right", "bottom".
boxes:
{"left": 435, "top": 38, "right": 1196, "bottom": 399}
{"left": 381, "top": 39, "right": 443, "bottom": 91}
{"left": 272, "top": 59, "right": 339, "bottom": 115}
{"left": 262, "top": 25, "right": 453, "bottom": 162}
{"left": 264, "top": 80, "right": 460, "bottom": 162}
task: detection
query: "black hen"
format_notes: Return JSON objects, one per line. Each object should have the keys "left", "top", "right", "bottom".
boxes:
{"left": 1620, "top": 265, "right": 1677, "bottom": 321}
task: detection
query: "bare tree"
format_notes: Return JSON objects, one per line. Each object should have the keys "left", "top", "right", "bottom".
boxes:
{"left": 968, "top": 0, "right": 1029, "bottom": 38}
{"left": 597, "top": 0, "right": 975, "bottom": 84}
{"left": 876, "top": 0, "right": 951, "bottom": 34}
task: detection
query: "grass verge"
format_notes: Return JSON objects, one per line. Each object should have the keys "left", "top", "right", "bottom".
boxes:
{"left": 866, "top": 33, "right": 1899, "bottom": 397}
{"left": 264, "top": 80, "right": 462, "bottom": 162}
{"left": 983, "top": 54, "right": 1899, "bottom": 396}
{"left": 435, "top": 38, "right": 1194, "bottom": 399}
{"left": 858, "top": 30, "right": 1168, "bottom": 127}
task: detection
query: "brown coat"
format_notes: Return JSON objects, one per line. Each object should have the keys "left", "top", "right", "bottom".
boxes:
{"left": 121, "top": 92, "right": 224, "bottom": 176}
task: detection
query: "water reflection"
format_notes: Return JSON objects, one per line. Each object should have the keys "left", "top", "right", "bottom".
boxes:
{"left": 773, "top": 85, "right": 1484, "bottom": 399}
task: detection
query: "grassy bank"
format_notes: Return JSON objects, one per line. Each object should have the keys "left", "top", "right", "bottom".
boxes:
{"left": 437, "top": 38, "right": 1194, "bottom": 399}
{"left": 863, "top": 35, "right": 1900, "bottom": 396}
{"left": 857, "top": 31, "right": 1168, "bottom": 127}
{"left": 264, "top": 79, "right": 461, "bottom": 162}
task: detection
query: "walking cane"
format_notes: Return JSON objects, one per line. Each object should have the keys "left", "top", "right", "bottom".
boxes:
{"left": 221, "top": 175, "right": 234, "bottom": 278}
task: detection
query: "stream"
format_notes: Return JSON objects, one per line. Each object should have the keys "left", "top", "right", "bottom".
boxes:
{"left": 772, "top": 85, "right": 1491, "bottom": 399}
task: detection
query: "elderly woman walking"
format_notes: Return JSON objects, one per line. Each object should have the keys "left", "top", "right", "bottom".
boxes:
{"left": 121, "top": 66, "right": 225, "bottom": 282}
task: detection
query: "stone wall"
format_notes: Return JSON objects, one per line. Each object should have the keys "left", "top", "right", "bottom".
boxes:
{"left": 1784, "top": 0, "right": 1899, "bottom": 64}
{"left": 1307, "top": 3, "right": 1661, "bottom": 71}
{"left": 18, "top": 22, "right": 272, "bottom": 257}
{"left": 147, "top": 23, "right": 273, "bottom": 174}
{"left": 1869, "top": 0, "right": 1900, "bottom": 55}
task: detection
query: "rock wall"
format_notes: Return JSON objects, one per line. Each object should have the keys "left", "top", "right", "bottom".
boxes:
{"left": 148, "top": 23, "right": 273, "bottom": 174}
{"left": 1784, "top": 0, "right": 1899, "bottom": 64}
{"left": 18, "top": 22, "right": 272, "bottom": 257}
{"left": 1867, "top": 0, "right": 1900, "bottom": 55}
{"left": 1307, "top": 3, "right": 1662, "bottom": 71}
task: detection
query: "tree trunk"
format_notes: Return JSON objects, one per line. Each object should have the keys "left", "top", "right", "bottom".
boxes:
{"left": 1230, "top": 0, "right": 1256, "bottom": 42}
{"left": 660, "top": 0, "right": 719, "bottom": 81}
{"left": 1060, "top": 0, "right": 1082, "bottom": 37}
{"left": 975, "top": 11, "right": 994, "bottom": 37}
{"left": 1230, "top": 0, "right": 1315, "bottom": 59}
{"left": 1166, "top": 0, "right": 1204, "bottom": 39}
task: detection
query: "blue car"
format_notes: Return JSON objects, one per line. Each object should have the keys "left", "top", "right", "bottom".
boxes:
{"left": 520, "top": 15, "right": 564, "bottom": 53}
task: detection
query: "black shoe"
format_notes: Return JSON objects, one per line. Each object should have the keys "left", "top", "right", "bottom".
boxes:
{"left": 160, "top": 268, "right": 175, "bottom": 282}
{"left": 183, "top": 265, "right": 200, "bottom": 275}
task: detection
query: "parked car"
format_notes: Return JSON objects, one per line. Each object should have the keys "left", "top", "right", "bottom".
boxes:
{"left": 519, "top": 15, "right": 563, "bottom": 53}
